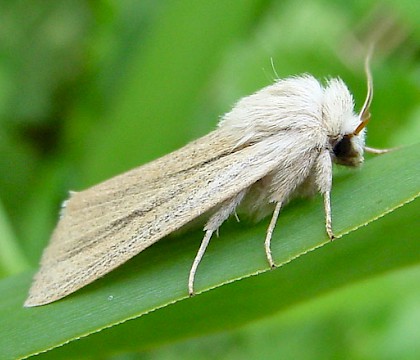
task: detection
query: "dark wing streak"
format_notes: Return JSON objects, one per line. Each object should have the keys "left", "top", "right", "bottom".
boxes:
{"left": 65, "top": 130, "right": 236, "bottom": 213}
{"left": 56, "top": 132, "right": 240, "bottom": 237}
{"left": 47, "top": 178, "right": 193, "bottom": 261}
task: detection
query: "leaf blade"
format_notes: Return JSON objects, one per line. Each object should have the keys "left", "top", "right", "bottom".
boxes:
{"left": 0, "top": 143, "right": 418, "bottom": 360}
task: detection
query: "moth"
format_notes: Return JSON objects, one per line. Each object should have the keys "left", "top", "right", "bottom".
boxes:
{"left": 25, "top": 56, "right": 387, "bottom": 307}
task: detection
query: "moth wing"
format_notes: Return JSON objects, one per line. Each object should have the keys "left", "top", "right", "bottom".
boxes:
{"left": 25, "top": 130, "right": 315, "bottom": 306}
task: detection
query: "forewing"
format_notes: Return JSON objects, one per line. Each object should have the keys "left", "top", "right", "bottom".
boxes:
{"left": 25, "top": 130, "right": 315, "bottom": 306}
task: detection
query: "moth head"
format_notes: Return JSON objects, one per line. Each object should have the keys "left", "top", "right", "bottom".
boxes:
{"left": 330, "top": 54, "right": 373, "bottom": 167}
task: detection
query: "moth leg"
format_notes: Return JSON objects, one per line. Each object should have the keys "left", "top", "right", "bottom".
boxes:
{"left": 323, "top": 190, "right": 334, "bottom": 240}
{"left": 364, "top": 145, "right": 397, "bottom": 154}
{"left": 234, "top": 211, "right": 240, "bottom": 222}
{"left": 315, "top": 149, "right": 335, "bottom": 240}
{"left": 188, "top": 190, "right": 247, "bottom": 296}
{"left": 264, "top": 201, "right": 282, "bottom": 268}
{"left": 188, "top": 229, "right": 213, "bottom": 296}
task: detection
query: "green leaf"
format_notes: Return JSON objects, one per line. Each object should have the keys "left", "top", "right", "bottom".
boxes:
{"left": 0, "top": 199, "right": 28, "bottom": 277}
{"left": 0, "top": 143, "right": 419, "bottom": 360}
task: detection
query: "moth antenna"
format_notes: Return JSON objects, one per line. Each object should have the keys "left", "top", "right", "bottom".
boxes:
{"left": 270, "top": 57, "right": 280, "bottom": 80}
{"left": 353, "top": 46, "right": 374, "bottom": 135}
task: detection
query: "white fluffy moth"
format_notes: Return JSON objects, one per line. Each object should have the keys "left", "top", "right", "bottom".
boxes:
{"left": 25, "top": 54, "right": 388, "bottom": 307}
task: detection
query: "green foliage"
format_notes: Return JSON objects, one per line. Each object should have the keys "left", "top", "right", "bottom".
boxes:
{"left": 0, "top": 0, "right": 418, "bottom": 359}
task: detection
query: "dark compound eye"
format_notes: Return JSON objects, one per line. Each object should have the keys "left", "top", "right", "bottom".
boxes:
{"left": 332, "top": 135, "right": 362, "bottom": 167}
{"left": 333, "top": 135, "right": 352, "bottom": 158}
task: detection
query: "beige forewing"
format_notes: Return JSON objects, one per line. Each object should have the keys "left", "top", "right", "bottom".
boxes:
{"left": 25, "top": 129, "right": 314, "bottom": 306}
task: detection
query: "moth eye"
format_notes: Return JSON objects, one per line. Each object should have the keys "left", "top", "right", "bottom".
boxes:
{"left": 333, "top": 135, "right": 352, "bottom": 158}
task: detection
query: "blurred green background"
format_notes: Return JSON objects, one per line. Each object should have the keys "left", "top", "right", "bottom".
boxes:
{"left": 0, "top": 0, "right": 419, "bottom": 359}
